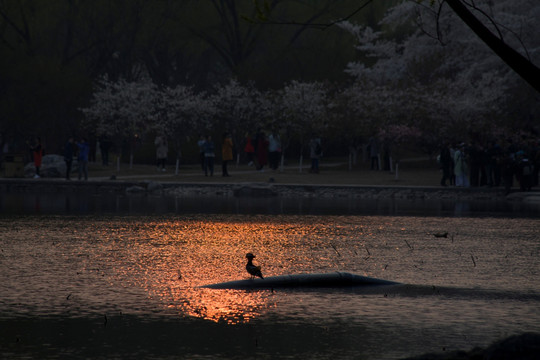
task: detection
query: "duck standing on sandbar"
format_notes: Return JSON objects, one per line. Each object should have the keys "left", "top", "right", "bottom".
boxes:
{"left": 245, "top": 253, "right": 264, "bottom": 279}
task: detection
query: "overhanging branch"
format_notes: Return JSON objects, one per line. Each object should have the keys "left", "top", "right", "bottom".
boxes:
{"left": 445, "top": 0, "right": 540, "bottom": 92}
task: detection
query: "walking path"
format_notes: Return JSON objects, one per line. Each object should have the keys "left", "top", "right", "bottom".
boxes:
{"left": 2, "top": 158, "right": 538, "bottom": 201}
{"left": 83, "top": 159, "right": 447, "bottom": 188}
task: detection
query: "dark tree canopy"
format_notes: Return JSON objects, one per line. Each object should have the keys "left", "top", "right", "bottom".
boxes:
{"left": 0, "top": 0, "right": 387, "bottom": 149}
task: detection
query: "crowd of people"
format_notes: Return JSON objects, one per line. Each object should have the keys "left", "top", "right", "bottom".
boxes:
{"left": 10, "top": 131, "right": 538, "bottom": 193}
{"left": 438, "top": 137, "right": 539, "bottom": 193}
{"left": 192, "top": 129, "right": 325, "bottom": 176}
{"left": 63, "top": 136, "right": 90, "bottom": 181}
{"left": 196, "top": 129, "right": 285, "bottom": 177}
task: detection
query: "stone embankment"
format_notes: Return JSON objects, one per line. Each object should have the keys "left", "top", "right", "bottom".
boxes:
{"left": 1, "top": 178, "right": 538, "bottom": 203}
{"left": 164, "top": 182, "right": 512, "bottom": 201}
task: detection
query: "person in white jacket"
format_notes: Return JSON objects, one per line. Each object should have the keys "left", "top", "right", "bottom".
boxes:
{"left": 154, "top": 135, "right": 168, "bottom": 171}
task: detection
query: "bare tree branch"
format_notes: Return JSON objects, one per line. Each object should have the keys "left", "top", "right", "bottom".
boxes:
{"left": 250, "top": 0, "right": 375, "bottom": 30}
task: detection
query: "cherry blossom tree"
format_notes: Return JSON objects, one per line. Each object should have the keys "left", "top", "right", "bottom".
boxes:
{"left": 277, "top": 80, "right": 329, "bottom": 172}
{"left": 210, "top": 79, "right": 268, "bottom": 165}
{"left": 443, "top": 0, "right": 540, "bottom": 92}
{"left": 154, "top": 85, "right": 216, "bottom": 174}
{"left": 81, "top": 0, "right": 539, "bottom": 170}
{"left": 81, "top": 75, "right": 158, "bottom": 170}
{"left": 339, "top": 0, "right": 540, "bottom": 150}
{"left": 334, "top": 81, "right": 429, "bottom": 171}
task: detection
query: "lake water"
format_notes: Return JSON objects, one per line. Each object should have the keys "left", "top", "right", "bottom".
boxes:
{"left": 1, "top": 194, "right": 539, "bottom": 359}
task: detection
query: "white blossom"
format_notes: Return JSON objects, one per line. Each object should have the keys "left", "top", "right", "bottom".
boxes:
{"left": 340, "top": 0, "right": 540, "bottom": 147}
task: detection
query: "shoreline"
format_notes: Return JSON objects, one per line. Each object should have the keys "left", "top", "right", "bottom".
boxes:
{"left": 1, "top": 178, "right": 538, "bottom": 203}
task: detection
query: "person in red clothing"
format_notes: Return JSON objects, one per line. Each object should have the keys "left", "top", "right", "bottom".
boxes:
{"left": 244, "top": 134, "right": 255, "bottom": 166}
{"left": 256, "top": 132, "right": 269, "bottom": 171}
{"left": 28, "top": 137, "right": 44, "bottom": 178}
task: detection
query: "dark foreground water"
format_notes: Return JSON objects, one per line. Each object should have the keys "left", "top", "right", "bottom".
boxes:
{"left": 1, "top": 194, "right": 539, "bottom": 359}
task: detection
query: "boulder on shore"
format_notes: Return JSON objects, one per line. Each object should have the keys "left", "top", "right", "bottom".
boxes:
{"left": 24, "top": 154, "right": 75, "bottom": 178}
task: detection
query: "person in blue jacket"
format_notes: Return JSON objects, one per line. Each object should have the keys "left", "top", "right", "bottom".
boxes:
{"left": 76, "top": 137, "right": 90, "bottom": 181}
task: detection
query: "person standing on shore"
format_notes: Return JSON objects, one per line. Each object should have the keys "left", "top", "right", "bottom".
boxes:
{"left": 221, "top": 133, "right": 233, "bottom": 177}
{"left": 76, "top": 137, "right": 90, "bottom": 181}
{"left": 439, "top": 141, "right": 452, "bottom": 186}
{"left": 197, "top": 135, "right": 206, "bottom": 172}
{"left": 268, "top": 130, "right": 281, "bottom": 171}
{"left": 27, "top": 137, "right": 44, "bottom": 179}
{"left": 244, "top": 134, "right": 255, "bottom": 167}
{"left": 368, "top": 137, "right": 380, "bottom": 170}
{"left": 154, "top": 134, "right": 168, "bottom": 172}
{"left": 256, "top": 132, "right": 268, "bottom": 171}
{"left": 99, "top": 136, "right": 111, "bottom": 166}
{"left": 64, "top": 136, "right": 75, "bottom": 180}
{"left": 309, "top": 137, "right": 322, "bottom": 174}
{"left": 203, "top": 135, "right": 215, "bottom": 176}
{"left": 454, "top": 143, "right": 469, "bottom": 187}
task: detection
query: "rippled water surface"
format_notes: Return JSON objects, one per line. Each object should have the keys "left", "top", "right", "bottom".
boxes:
{"left": 1, "top": 213, "right": 539, "bottom": 359}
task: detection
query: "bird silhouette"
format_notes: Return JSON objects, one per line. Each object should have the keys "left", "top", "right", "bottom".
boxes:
{"left": 245, "top": 253, "right": 264, "bottom": 279}
{"left": 433, "top": 232, "right": 448, "bottom": 238}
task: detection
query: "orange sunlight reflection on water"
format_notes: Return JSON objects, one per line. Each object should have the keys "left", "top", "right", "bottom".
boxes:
{"left": 108, "top": 216, "right": 352, "bottom": 324}
{"left": 3, "top": 214, "right": 539, "bottom": 327}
